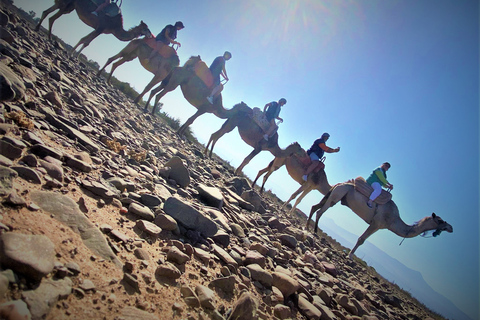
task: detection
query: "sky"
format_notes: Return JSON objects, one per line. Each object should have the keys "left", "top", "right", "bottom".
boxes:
{"left": 16, "top": 0, "right": 479, "bottom": 319}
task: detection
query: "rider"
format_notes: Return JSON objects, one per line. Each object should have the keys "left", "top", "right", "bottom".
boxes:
{"left": 146, "top": 21, "right": 184, "bottom": 61}
{"left": 263, "top": 98, "right": 286, "bottom": 140}
{"left": 366, "top": 162, "right": 393, "bottom": 208}
{"left": 207, "top": 51, "right": 231, "bottom": 104}
{"left": 302, "top": 133, "right": 340, "bottom": 181}
{"left": 91, "top": 0, "right": 110, "bottom": 16}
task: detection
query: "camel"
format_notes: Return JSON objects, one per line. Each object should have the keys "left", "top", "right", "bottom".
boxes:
{"left": 97, "top": 39, "right": 180, "bottom": 103}
{"left": 306, "top": 181, "right": 453, "bottom": 259}
{"left": 204, "top": 102, "right": 304, "bottom": 175}
{"left": 142, "top": 57, "right": 231, "bottom": 135}
{"left": 35, "top": 0, "right": 152, "bottom": 57}
{"left": 252, "top": 154, "right": 332, "bottom": 214}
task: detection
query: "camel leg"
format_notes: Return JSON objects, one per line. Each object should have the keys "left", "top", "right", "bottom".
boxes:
{"left": 71, "top": 29, "right": 102, "bottom": 57}
{"left": 47, "top": 10, "right": 66, "bottom": 39}
{"left": 205, "top": 118, "right": 236, "bottom": 157}
{"left": 178, "top": 109, "right": 206, "bottom": 135}
{"left": 35, "top": 4, "right": 58, "bottom": 33}
{"left": 282, "top": 184, "right": 305, "bottom": 209}
{"left": 134, "top": 74, "right": 164, "bottom": 105}
{"left": 252, "top": 161, "right": 273, "bottom": 193}
{"left": 349, "top": 224, "right": 379, "bottom": 259}
{"left": 235, "top": 148, "right": 262, "bottom": 175}
{"left": 288, "top": 186, "right": 314, "bottom": 215}
{"left": 143, "top": 84, "right": 164, "bottom": 112}
{"left": 106, "top": 57, "right": 134, "bottom": 83}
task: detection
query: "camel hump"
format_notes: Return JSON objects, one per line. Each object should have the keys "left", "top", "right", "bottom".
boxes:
{"left": 194, "top": 61, "right": 214, "bottom": 88}
{"left": 353, "top": 176, "right": 392, "bottom": 204}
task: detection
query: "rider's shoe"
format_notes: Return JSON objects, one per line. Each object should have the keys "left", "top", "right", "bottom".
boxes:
{"left": 302, "top": 174, "right": 308, "bottom": 181}
{"left": 207, "top": 96, "right": 213, "bottom": 104}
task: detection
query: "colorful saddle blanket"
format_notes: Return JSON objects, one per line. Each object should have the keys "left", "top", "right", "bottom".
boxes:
{"left": 194, "top": 61, "right": 214, "bottom": 88}
{"left": 252, "top": 107, "right": 270, "bottom": 132}
{"left": 144, "top": 38, "right": 177, "bottom": 58}
{"left": 353, "top": 176, "right": 392, "bottom": 204}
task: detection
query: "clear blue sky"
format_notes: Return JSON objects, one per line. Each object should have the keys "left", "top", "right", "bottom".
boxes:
{"left": 18, "top": 1, "right": 478, "bottom": 319}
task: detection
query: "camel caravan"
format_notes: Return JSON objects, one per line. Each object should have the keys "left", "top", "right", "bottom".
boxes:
{"left": 35, "top": 0, "right": 454, "bottom": 259}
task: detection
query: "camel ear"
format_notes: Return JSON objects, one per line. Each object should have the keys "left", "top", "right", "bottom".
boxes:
{"left": 432, "top": 212, "right": 436, "bottom": 218}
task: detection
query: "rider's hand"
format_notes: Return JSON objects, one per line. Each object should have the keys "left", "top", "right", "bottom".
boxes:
{"left": 335, "top": 147, "right": 340, "bottom": 152}
{"left": 388, "top": 184, "right": 393, "bottom": 189}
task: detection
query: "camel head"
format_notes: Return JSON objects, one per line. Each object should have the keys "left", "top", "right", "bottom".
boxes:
{"left": 137, "top": 21, "right": 152, "bottom": 38}
{"left": 430, "top": 212, "right": 453, "bottom": 236}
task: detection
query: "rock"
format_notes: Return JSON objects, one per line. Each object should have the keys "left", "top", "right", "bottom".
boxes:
{"left": 244, "top": 250, "right": 266, "bottom": 267}
{"left": 155, "top": 262, "right": 181, "bottom": 279}
{"left": 0, "top": 273, "right": 8, "bottom": 298}
{"left": 44, "top": 114, "right": 99, "bottom": 153}
{"left": 208, "top": 275, "right": 236, "bottom": 295}
{"left": 278, "top": 233, "right": 297, "bottom": 249}
{"left": 121, "top": 306, "right": 160, "bottom": 320}
{"left": 163, "top": 197, "right": 218, "bottom": 238}
{"left": 64, "top": 155, "right": 92, "bottom": 173}
{"left": 228, "top": 291, "right": 258, "bottom": 320}
{"left": 195, "top": 285, "right": 215, "bottom": 310}
{"left": 0, "top": 233, "right": 55, "bottom": 281}
{"left": 197, "top": 183, "right": 224, "bottom": 209}
{"left": 11, "top": 166, "right": 42, "bottom": 184}
{"left": 0, "top": 300, "right": 31, "bottom": 320}
{"left": 0, "top": 63, "right": 26, "bottom": 101}
{"left": 230, "top": 223, "right": 246, "bottom": 237}
{"left": 154, "top": 213, "right": 178, "bottom": 231}
{"left": 38, "top": 159, "right": 63, "bottom": 182}
{"left": 246, "top": 264, "right": 272, "bottom": 287}
{"left": 272, "top": 272, "right": 300, "bottom": 298}
{"left": 0, "top": 140, "right": 23, "bottom": 160}
{"left": 298, "top": 294, "right": 322, "bottom": 320}
{"left": 128, "top": 203, "right": 155, "bottom": 221}
{"left": 166, "top": 246, "right": 190, "bottom": 265}
{"left": 30, "top": 191, "right": 121, "bottom": 267}
{"left": 140, "top": 193, "right": 162, "bottom": 207}
{"left": 322, "top": 261, "right": 338, "bottom": 277}
{"left": 211, "top": 244, "right": 238, "bottom": 268}
{"left": 134, "top": 248, "right": 150, "bottom": 260}
{"left": 180, "top": 286, "right": 200, "bottom": 307}
{"left": 164, "top": 156, "right": 190, "bottom": 188}
{"left": 337, "top": 294, "right": 358, "bottom": 315}
{"left": 136, "top": 220, "right": 162, "bottom": 237}
{"left": 0, "top": 165, "right": 18, "bottom": 195}
{"left": 240, "top": 190, "right": 265, "bottom": 213}
{"left": 274, "top": 304, "right": 291, "bottom": 319}
{"left": 22, "top": 277, "right": 72, "bottom": 320}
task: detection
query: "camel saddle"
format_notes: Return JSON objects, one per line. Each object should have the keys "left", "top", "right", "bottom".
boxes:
{"left": 251, "top": 107, "right": 271, "bottom": 132}
{"left": 353, "top": 176, "right": 392, "bottom": 205}
{"left": 193, "top": 60, "right": 214, "bottom": 88}
{"left": 144, "top": 38, "right": 177, "bottom": 59}
{"left": 91, "top": 0, "right": 121, "bottom": 17}
{"left": 294, "top": 153, "right": 325, "bottom": 173}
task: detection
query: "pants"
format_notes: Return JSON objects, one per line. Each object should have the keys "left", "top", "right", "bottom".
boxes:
{"left": 369, "top": 182, "right": 382, "bottom": 201}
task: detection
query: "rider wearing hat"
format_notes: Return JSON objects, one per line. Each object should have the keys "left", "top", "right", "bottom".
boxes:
{"left": 366, "top": 162, "right": 393, "bottom": 208}
{"left": 207, "top": 51, "right": 232, "bottom": 104}
{"left": 303, "top": 133, "right": 340, "bottom": 181}
{"left": 147, "top": 21, "right": 184, "bottom": 61}
{"left": 262, "top": 98, "right": 287, "bottom": 140}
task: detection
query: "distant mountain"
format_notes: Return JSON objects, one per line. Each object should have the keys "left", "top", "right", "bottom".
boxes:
{"left": 320, "top": 218, "right": 472, "bottom": 320}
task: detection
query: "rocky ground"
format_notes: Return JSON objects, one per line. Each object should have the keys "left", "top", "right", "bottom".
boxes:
{"left": 0, "top": 3, "right": 445, "bottom": 320}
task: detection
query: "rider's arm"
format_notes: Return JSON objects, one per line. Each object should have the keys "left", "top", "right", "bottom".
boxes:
{"left": 319, "top": 143, "right": 338, "bottom": 153}
{"left": 374, "top": 169, "right": 389, "bottom": 185}
{"left": 165, "top": 27, "right": 178, "bottom": 45}
{"left": 221, "top": 65, "right": 228, "bottom": 81}
{"left": 263, "top": 103, "right": 271, "bottom": 112}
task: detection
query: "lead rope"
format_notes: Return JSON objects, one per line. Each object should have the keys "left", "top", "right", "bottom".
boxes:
{"left": 399, "top": 224, "right": 415, "bottom": 246}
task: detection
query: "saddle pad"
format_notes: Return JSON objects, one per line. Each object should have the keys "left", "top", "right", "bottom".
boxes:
{"left": 194, "top": 61, "right": 214, "bottom": 88}
{"left": 252, "top": 107, "right": 270, "bottom": 132}
{"left": 293, "top": 154, "right": 325, "bottom": 173}
{"left": 144, "top": 38, "right": 176, "bottom": 58}
{"left": 354, "top": 176, "right": 392, "bottom": 205}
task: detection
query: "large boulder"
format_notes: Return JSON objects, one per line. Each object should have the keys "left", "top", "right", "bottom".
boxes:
{"left": 163, "top": 197, "right": 218, "bottom": 237}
